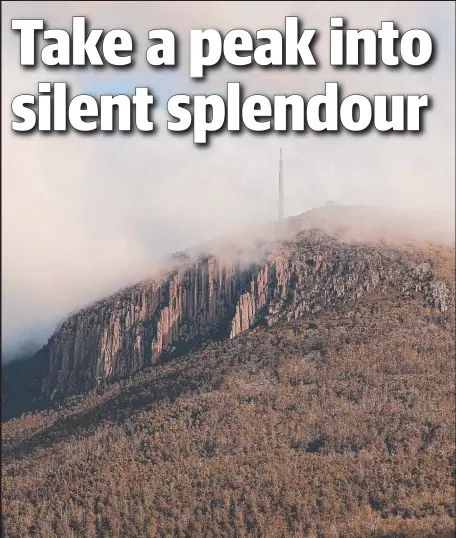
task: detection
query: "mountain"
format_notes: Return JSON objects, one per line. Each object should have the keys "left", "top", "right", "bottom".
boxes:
{"left": 2, "top": 204, "right": 453, "bottom": 422}
{"left": 2, "top": 204, "right": 455, "bottom": 536}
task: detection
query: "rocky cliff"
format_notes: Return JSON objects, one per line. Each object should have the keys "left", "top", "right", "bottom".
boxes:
{"left": 3, "top": 206, "right": 453, "bottom": 416}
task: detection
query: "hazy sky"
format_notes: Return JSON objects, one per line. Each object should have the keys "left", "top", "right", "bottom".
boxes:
{"left": 2, "top": 1, "right": 455, "bottom": 355}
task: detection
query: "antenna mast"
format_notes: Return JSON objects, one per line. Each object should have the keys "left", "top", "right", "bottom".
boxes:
{"left": 278, "top": 148, "right": 284, "bottom": 220}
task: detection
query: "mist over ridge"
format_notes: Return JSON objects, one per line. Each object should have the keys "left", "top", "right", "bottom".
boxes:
{"left": 2, "top": 201, "right": 454, "bottom": 364}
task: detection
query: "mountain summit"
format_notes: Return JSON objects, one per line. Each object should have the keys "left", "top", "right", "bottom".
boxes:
{"left": 2, "top": 204, "right": 453, "bottom": 420}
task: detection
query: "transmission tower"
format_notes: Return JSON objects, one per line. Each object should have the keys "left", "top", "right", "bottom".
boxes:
{"left": 278, "top": 148, "right": 284, "bottom": 221}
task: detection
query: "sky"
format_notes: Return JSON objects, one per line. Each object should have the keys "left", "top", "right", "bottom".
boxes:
{"left": 2, "top": 1, "right": 455, "bottom": 357}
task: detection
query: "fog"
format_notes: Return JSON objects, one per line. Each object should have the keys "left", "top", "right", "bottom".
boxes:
{"left": 2, "top": 1, "right": 454, "bottom": 359}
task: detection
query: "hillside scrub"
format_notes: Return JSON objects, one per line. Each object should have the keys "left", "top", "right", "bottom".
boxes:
{"left": 2, "top": 295, "right": 455, "bottom": 538}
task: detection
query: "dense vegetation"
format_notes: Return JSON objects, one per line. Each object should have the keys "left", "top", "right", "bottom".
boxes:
{"left": 2, "top": 287, "right": 455, "bottom": 537}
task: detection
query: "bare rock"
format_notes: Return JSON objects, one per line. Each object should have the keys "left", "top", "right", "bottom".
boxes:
{"left": 35, "top": 229, "right": 452, "bottom": 402}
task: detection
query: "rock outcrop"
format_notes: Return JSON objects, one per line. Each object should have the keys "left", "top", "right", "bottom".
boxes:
{"left": 33, "top": 228, "right": 450, "bottom": 403}
{"left": 3, "top": 206, "right": 453, "bottom": 415}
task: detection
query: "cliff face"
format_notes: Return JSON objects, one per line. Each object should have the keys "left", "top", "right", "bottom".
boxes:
{"left": 33, "top": 228, "right": 451, "bottom": 403}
